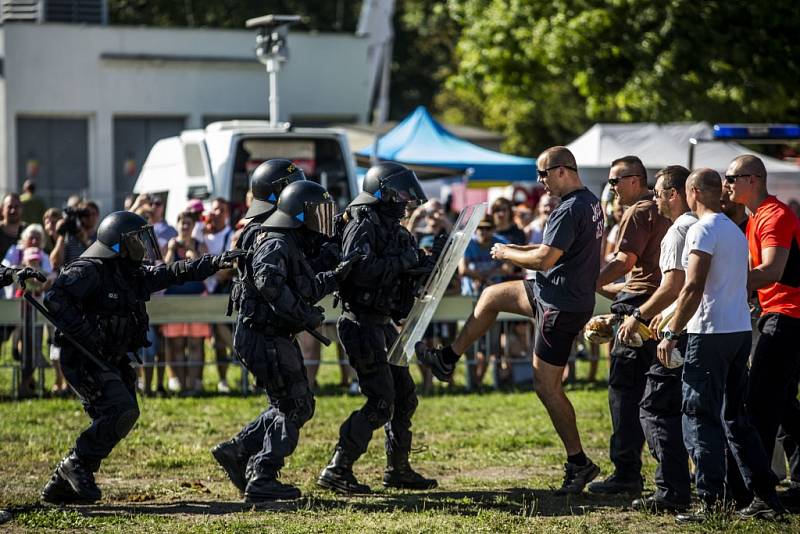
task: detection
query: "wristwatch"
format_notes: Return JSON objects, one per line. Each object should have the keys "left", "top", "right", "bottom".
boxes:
{"left": 632, "top": 308, "right": 647, "bottom": 324}
{"left": 662, "top": 328, "right": 679, "bottom": 341}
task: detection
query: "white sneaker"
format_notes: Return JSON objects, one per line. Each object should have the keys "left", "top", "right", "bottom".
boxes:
{"left": 217, "top": 380, "right": 230, "bottom": 393}
{"left": 168, "top": 377, "right": 181, "bottom": 392}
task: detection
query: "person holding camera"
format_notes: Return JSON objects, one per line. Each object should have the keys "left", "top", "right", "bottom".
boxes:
{"left": 50, "top": 202, "right": 96, "bottom": 270}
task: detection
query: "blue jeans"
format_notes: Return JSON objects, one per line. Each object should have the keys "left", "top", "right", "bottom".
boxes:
{"left": 681, "top": 332, "right": 778, "bottom": 505}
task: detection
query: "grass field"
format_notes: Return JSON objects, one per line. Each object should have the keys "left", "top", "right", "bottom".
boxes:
{"left": 1, "top": 358, "right": 799, "bottom": 533}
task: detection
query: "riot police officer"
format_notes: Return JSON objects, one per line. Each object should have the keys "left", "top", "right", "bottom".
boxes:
{"left": 40, "top": 211, "right": 243, "bottom": 504}
{"left": 211, "top": 159, "right": 306, "bottom": 492}
{"left": 217, "top": 180, "right": 354, "bottom": 503}
{"left": 317, "top": 162, "right": 437, "bottom": 494}
{"left": 235, "top": 158, "right": 307, "bottom": 252}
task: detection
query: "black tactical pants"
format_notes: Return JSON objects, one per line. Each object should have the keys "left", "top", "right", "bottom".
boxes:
{"left": 608, "top": 292, "right": 655, "bottom": 482}
{"left": 232, "top": 325, "right": 315, "bottom": 478}
{"left": 639, "top": 335, "right": 690, "bottom": 505}
{"left": 336, "top": 314, "right": 418, "bottom": 459}
{"left": 746, "top": 314, "right": 800, "bottom": 465}
{"left": 61, "top": 347, "right": 140, "bottom": 468}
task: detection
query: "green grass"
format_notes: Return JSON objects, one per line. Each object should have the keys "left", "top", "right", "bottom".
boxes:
{"left": 0, "top": 357, "right": 798, "bottom": 533}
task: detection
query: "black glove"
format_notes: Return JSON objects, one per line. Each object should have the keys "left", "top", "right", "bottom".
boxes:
{"left": 398, "top": 248, "right": 420, "bottom": 270}
{"left": 306, "top": 306, "right": 325, "bottom": 330}
{"left": 319, "top": 241, "right": 342, "bottom": 267}
{"left": 333, "top": 253, "right": 365, "bottom": 282}
{"left": 431, "top": 233, "right": 448, "bottom": 260}
{"left": 15, "top": 267, "right": 47, "bottom": 289}
{"left": 212, "top": 249, "right": 247, "bottom": 270}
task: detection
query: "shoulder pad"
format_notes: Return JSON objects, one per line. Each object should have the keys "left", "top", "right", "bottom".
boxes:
{"left": 351, "top": 205, "right": 376, "bottom": 223}
{"left": 240, "top": 224, "right": 267, "bottom": 251}
{"left": 59, "top": 258, "right": 101, "bottom": 286}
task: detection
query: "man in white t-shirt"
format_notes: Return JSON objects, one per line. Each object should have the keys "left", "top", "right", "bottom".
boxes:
{"left": 616, "top": 165, "right": 696, "bottom": 513}
{"left": 658, "top": 169, "right": 784, "bottom": 522}
{"left": 204, "top": 198, "right": 235, "bottom": 393}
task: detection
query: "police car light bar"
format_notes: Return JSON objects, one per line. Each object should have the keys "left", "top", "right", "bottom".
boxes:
{"left": 713, "top": 124, "right": 800, "bottom": 140}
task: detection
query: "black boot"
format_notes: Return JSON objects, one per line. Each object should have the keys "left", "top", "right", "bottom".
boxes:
{"left": 41, "top": 471, "right": 85, "bottom": 504}
{"left": 211, "top": 439, "right": 249, "bottom": 494}
{"left": 383, "top": 451, "right": 438, "bottom": 490}
{"left": 317, "top": 448, "right": 371, "bottom": 494}
{"left": 244, "top": 473, "right": 302, "bottom": 502}
{"left": 55, "top": 452, "right": 101, "bottom": 503}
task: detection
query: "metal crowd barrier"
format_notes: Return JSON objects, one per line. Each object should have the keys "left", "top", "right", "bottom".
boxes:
{"left": 0, "top": 294, "right": 611, "bottom": 399}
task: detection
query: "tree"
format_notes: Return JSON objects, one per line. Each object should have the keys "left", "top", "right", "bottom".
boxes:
{"left": 389, "top": 1, "right": 463, "bottom": 120}
{"left": 441, "top": 0, "right": 800, "bottom": 156}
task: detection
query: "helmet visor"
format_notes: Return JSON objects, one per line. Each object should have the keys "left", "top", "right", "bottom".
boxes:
{"left": 304, "top": 200, "right": 336, "bottom": 237}
{"left": 385, "top": 171, "right": 427, "bottom": 207}
{"left": 121, "top": 225, "right": 163, "bottom": 264}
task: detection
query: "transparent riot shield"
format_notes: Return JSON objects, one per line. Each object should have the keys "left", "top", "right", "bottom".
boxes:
{"left": 388, "top": 203, "right": 487, "bottom": 366}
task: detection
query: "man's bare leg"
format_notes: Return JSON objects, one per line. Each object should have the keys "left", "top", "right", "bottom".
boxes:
{"left": 533, "top": 356, "right": 583, "bottom": 455}
{"left": 417, "top": 281, "right": 534, "bottom": 381}
{"left": 451, "top": 281, "right": 533, "bottom": 355}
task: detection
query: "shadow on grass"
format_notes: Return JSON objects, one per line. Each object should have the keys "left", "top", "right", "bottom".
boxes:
{"left": 15, "top": 487, "right": 635, "bottom": 519}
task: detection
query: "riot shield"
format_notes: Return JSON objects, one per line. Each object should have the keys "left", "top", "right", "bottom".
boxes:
{"left": 388, "top": 203, "right": 487, "bottom": 366}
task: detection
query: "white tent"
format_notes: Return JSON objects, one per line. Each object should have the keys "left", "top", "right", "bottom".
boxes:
{"left": 568, "top": 122, "right": 800, "bottom": 201}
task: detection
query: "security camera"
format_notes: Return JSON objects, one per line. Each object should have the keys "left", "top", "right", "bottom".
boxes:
{"left": 246, "top": 14, "right": 302, "bottom": 64}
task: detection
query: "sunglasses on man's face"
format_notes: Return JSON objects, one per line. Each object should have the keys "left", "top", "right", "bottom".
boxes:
{"left": 724, "top": 174, "right": 753, "bottom": 184}
{"left": 608, "top": 174, "right": 639, "bottom": 187}
{"left": 537, "top": 165, "right": 577, "bottom": 179}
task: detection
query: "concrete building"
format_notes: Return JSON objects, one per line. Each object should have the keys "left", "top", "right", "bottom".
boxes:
{"left": 0, "top": 18, "right": 370, "bottom": 211}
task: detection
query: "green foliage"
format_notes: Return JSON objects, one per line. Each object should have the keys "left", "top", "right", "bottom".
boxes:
{"left": 441, "top": 0, "right": 800, "bottom": 155}
{"left": 390, "top": 1, "right": 463, "bottom": 119}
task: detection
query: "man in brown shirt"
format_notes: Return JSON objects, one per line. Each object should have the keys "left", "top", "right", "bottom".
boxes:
{"left": 588, "top": 155, "right": 671, "bottom": 495}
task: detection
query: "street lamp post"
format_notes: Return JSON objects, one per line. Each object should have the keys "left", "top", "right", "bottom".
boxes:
{"left": 245, "top": 14, "right": 301, "bottom": 128}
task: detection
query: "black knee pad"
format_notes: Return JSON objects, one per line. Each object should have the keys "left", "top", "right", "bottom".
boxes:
{"left": 404, "top": 391, "right": 418, "bottom": 418}
{"left": 115, "top": 407, "right": 140, "bottom": 439}
{"left": 364, "top": 398, "right": 394, "bottom": 428}
{"left": 287, "top": 395, "right": 315, "bottom": 428}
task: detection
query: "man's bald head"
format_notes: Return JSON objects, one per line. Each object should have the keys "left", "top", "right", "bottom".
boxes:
{"left": 731, "top": 155, "right": 767, "bottom": 180}
{"left": 688, "top": 168, "right": 722, "bottom": 195}
{"left": 538, "top": 146, "right": 577, "bottom": 169}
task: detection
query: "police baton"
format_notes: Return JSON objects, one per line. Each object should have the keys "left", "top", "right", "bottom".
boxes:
{"left": 22, "top": 293, "right": 112, "bottom": 372}
{"left": 305, "top": 327, "right": 331, "bottom": 346}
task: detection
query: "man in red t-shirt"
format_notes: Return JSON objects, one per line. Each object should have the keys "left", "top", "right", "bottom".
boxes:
{"left": 724, "top": 155, "right": 800, "bottom": 490}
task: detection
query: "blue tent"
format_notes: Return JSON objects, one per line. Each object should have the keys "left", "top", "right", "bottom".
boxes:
{"left": 355, "top": 106, "right": 537, "bottom": 183}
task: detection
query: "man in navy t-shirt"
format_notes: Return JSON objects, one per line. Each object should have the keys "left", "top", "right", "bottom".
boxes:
{"left": 417, "top": 146, "right": 604, "bottom": 495}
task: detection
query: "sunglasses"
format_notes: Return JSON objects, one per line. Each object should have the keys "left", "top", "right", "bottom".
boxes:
{"left": 653, "top": 187, "right": 674, "bottom": 199}
{"left": 607, "top": 174, "right": 640, "bottom": 186}
{"left": 537, "top": 165, "right": 577, "bottom": 179}
{"left": 724, "top": 174, "right": 754, "bottom": 184}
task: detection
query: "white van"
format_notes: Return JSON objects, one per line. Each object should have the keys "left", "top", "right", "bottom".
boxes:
{"left": 133, "top": 121, "right": 360, "bottom": 225}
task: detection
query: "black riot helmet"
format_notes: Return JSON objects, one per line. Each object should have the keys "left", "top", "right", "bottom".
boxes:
{"left": 262, "top": 181, "right": 336, "bottom": 237}
{"left": 82, "top": 211, "right": 162, "bottom": 264}
{"left": 245, "top": 159, "right": 307, "bottom": 219}
{"left": 349, "top": 162, "right": 427, "bottom": 208}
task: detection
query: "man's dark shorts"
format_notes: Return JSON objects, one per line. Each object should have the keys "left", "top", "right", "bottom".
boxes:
{"left": 524, "top": 280, "right": 592, "bottom": 367}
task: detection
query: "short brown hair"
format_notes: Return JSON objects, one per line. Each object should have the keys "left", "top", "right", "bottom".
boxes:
{"left": 611, "top": 155, "right": 647, "bottom": 185}
{"left": 491, "top": 197, "right": 513, "bottom": 213}
{"left": 655, "top": 165, "right": 690, "bottom": 195}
